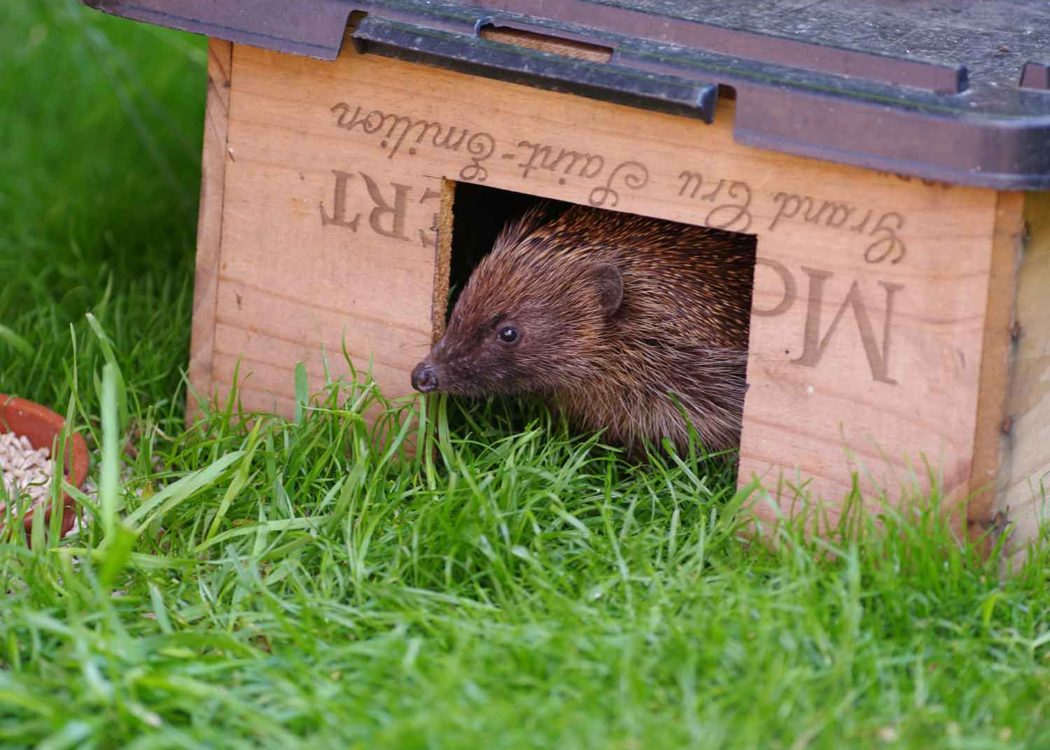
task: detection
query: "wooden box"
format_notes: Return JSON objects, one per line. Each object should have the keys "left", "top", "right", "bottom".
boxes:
{"left": 87, "top": 0, "right": 1050, "bottom": 555}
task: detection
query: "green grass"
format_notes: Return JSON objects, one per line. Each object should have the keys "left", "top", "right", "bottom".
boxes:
{"left": 1, "top": 2, "right": 1048, "bottom": 748}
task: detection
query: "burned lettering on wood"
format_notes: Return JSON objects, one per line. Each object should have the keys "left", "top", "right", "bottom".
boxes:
{"left": 516, "top": 140, "right": 605, "bottom": 182}
{"left": 751, "top": 258, "right": 797, "bottom": 317}
{"left": 328, "top": 102, "right": 918, "bottom": 271}
{"left": 331, "top": 102, "right": 495, "bottom": 182}
{"left": 589, "top": 160, "right": 649, "bottom": 208}
{"left": 320, "top": 170, "right": 361, "bottom": 231}
{"left": 769, "top": 192, "right": 908, "bottom": 264}
{"left": 330, "top": 103, "right": 655, "bottom": 204}
{"left": 677, "top": 171, "right": 753, "bottom": 232}
{"left": 459, "top": 133, "right": 496, "bottom": 182}
{"left": 792, "top": 268, "right": 903, "bottom": 385}
{"left": 863, "top": 212, "right": 907, "bottom": 264}
{"left": 361, "top": 173, "right": 411, "bottom": 240}
{"left": 753, "top": 260, "right": 904, "bottom": 385}
{"left": 321, "top": 169, "right": 434, "bottom": 244}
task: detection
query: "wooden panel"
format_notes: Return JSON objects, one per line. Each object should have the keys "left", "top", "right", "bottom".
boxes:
{"left": 203, "top": 41, "right": 1004, "bottom": 521}
{"left": 210, "top": 43, "right": 446, "bottom": 412}
{"left": 967, "top": 192, "right": 1025, "bottom": 543}
{"left": 998, "top": 191, "right": 1050, "bottom": 560}
{"left": 188, "top": 38, "right": 232, "bottom": 419}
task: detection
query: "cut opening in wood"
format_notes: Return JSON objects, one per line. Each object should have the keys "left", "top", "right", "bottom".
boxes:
{"left": 479, "top": 25, "right": 614, "bottom": 63}
{"left": 439, "top": 181, "right": 758, "bottom": 453}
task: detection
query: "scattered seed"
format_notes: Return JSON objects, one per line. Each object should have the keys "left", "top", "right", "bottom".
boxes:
{"left": 877, "top": 726, "right": 899, "bottom": 743}
{"left": 0, "top": 431, "right": 55, "bottom": 516}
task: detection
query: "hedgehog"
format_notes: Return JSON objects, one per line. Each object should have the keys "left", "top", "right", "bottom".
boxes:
{"left": 410, "top": 203, "right": 754, "bottom": 456}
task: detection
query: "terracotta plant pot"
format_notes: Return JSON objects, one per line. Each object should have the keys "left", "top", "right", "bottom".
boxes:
{"left": 0, "top": 394, "right": 90, "bottom": 539}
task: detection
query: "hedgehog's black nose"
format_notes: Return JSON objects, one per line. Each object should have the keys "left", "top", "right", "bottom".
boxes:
{"left": 411, "top": 363, "right": 439, "bottom": 393}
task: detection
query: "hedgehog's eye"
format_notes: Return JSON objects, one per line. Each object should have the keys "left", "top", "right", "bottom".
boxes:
{"left": 497, "top": 326, "right": 519, "bottom": 345}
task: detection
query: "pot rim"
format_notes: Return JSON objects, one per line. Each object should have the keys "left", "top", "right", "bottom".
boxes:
{"left": 0, "top": 393, "right": 90, "bottom": 538}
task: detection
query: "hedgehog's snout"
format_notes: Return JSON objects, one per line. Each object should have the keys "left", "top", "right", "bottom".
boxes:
{"left": 411, "top": 361, "right": 439, "bottom": 393}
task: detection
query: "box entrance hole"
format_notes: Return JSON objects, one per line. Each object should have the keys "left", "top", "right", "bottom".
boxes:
{"left": 436, "top": 181, "right": 758, "bottom": 453}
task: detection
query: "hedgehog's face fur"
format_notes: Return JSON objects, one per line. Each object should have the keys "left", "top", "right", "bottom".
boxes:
{"left": 411, "top": 247, "right": 624, "bottom": 399}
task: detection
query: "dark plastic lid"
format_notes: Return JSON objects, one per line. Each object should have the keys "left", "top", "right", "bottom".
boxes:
{"left": 84, "top": 0, "right": 1050, "bottom": 189}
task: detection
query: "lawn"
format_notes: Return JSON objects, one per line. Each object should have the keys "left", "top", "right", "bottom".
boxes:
{"left": 1, "top": 2, "right": 1048, "bottom": 748}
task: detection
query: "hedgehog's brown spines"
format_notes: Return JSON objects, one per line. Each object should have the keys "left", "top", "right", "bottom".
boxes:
{"left": 416, "top": 203, "right": 755, "bottom": 455}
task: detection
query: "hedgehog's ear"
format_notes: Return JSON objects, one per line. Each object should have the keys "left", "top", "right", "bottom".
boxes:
{"left": 592, "top": 264, "right": 623, "bottom": 317}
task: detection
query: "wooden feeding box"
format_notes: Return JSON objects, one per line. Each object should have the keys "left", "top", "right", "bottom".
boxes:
{"left": 87, "top": 0, "right": 1050, "bottom": 552}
